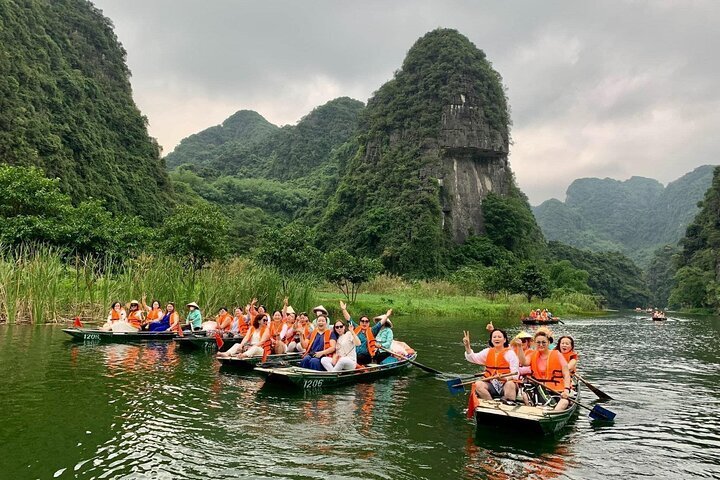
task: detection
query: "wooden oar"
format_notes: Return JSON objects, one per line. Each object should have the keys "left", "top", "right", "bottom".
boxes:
{"left": 527, "top": 377, "right": 616, "bottom": 421}
{"left": 377, "top": 346, "right": 445, "bottom": 375}
{"left": 447, "top": 371, "right": 517, "bottom": 395}
{"left": 574, "top": 373, "right": 613, "bottom": 401}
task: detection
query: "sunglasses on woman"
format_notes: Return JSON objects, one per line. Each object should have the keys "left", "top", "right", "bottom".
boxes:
{"left": 334, "top": 325, "right": 344, "bottom": 329}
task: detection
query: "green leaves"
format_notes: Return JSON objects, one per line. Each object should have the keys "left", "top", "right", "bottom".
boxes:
{"left": 156, "top": 203, "right": 231, "bottom": 271}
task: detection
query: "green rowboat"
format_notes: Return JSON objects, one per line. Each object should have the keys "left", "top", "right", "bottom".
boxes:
{"left": 254, "top": 353, "right": 417, "bottom": 390}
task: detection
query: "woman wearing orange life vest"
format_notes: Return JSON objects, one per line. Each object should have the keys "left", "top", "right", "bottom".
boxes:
{"left": 215, "top": 307, "right": 233, "bottom": 332}
{"left": 339, "top": 301, "right": 377, "bottom": 365}
{"left": 218, "top": 314, "right": 271, "bottom": 358}
{"left": 126, "top": 300, "right": 144, "bottom": 330}
{"left": 554, "top": 335, "right": 578, "bottom": 374}
{"left": 463, "top": 328, "right": 519, "bottom": 403}
{"left": 100, "top": 301, "right": 127, "bottom": 331}
{"left": 142, "top": 298, "right": 163, "bottom": 331}
{"left": 526, "top": 331, "right": 572, "bottom": 411}
{"left": 286, "top": 312, "right": 311, "bottom": 353}
{"left": 299, "top": 314, "right": 336, "bottom": 371}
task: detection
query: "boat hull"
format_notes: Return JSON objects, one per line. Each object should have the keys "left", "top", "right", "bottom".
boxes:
{"left": 62, "top": 328, "right": 178, "bottom": 342}
{"left": 217, "top": 352, "right": 303, "bottom": 370}
{"left": 521, "top": 318, "right": 560, "bottom": 325}
{"left": 474, "top": 384, "right": 580, "bottom": 435}
{"left": 254, "top": 354, "right": 416, "bottom": 390}
{"left": 174, "top": 334, "right": 243, "bottom": 352}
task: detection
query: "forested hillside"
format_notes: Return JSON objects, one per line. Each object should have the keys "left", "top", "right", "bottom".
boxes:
{"left": 669, "top": 166, "right": 720, "bottom": 311}
{"left": 533, "top": 165, "right": 714, "bottom": 267}
{"left": 0, "top": 0, "right": 173, "bottom": 222}
{"left": 165, "top": 110, "right": 278, "bottom": 169}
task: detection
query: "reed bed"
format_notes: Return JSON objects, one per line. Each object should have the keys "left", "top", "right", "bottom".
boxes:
{"left": 0, "top": 248, "right": 314, "bottom": 324}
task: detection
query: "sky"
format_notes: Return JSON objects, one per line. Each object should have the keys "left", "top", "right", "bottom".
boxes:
{"left": 91, "top": 0, "right": 720, "bottom": 205}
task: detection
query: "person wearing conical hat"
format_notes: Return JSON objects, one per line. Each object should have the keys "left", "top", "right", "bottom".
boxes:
{"left": 185, "top": 302, "right": 202, "bottom": 332}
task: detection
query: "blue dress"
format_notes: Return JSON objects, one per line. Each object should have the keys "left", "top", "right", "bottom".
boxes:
{"left": 148, "top": 313, "right": 170, "bottom": 332}
{"left": 299, "top": 332, "right": 328, "bottom": 371}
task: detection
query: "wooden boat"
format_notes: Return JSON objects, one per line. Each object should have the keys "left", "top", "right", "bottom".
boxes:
{"left": 254, "top": 353, "right": 417, "bottom": 390}
{"left": 174, "top": 333, "right": 244, "bottom": 351}
{"left": 521, "top": 318, "right": 560, "bottom": 325}
{"left": 474, "top": 382, "right": 580, "bottom": 435}
{"left": 63, "top": 328, "right": 178, "bottom": 342}
{"left": 216, "top": 351, "right": 303, "bottom": 370}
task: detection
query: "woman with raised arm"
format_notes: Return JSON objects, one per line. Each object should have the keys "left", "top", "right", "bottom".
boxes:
{"left": 142, "top": 296, "right": 163, "bottom": 331}
{"left": 321, "top": 320, "right": 361, "bottom": 371}
{"left": 463, "top": 328, "right": 519, "bottom": 404}
{"left": 339, "top": 300, "right": 377, "bottom": 365}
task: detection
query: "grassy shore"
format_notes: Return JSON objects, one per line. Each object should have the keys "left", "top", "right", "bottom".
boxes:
{"left": 0, "top": 248, "right": 600, "bottom": 324}
{"left": 315, "top": 275, "right": 601, "bottom": 320}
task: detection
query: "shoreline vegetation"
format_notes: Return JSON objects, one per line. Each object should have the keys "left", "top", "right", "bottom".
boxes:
{"left": 0, "top": 247, "right": 601, "bottom": 325}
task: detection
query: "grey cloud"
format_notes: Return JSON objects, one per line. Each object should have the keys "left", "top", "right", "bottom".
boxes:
{"left": 92, "top": 0, "right": 720, "bottom": 203}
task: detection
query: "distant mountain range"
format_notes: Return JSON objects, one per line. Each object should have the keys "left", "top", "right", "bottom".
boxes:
{"left": 533, "top": 165, "right": 715, "bottom": 267}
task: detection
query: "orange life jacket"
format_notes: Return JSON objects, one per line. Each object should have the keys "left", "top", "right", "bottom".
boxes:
{"left": 147, "top": 308, "right": 162, "bottom": 321}
{"left": 238, "top": 320, "right": 249, "bottom": 337}
{"left": 561, "top": 350, "right": 578, "bottom": 363}
{"left": 167, "top": 311, "right": 183, "bottom": 336}
{"left": 303, "top": 329, "right": 331, "bottom": 357}
{"left": 484, "top": 347, "right": 511, "bottom": 378}
{"left": 529, "top": 310, "right": 537, "bottom": 319}
{"left": 127, "top": 310, "right": 143, "bottom": 329}
{"left": 269, "top": 320, "right": 283, "bottom": 340}
{"left": 354, "top": 325, "right": 377, "bottom": 356}
{"left": 540, "top": 311, "right": 548, "bottom": 320}
{"left": 529, "top": 349, "right": 565, "bottom": 390}
{"left": 246, "top": 324, "right": 271, "bottom": 356}
{"left": 216, "top": 313, "right": 232, "bottom": 330}
{"left": 110, "top": 309, "right": 121, "bottom": 321}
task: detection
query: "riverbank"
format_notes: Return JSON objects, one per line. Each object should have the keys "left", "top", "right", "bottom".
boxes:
{"left": 314, "top": 276, "right": 600, "bottom": 320}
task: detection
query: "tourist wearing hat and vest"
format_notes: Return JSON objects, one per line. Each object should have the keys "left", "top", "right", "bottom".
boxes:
{"left": 185, "top": 302, "right": 202, "bottom": 331}
{"left": 126, "top": 300, "right": 144, "bottom": 330}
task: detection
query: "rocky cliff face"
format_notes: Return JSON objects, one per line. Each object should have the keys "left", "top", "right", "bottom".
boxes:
{"left": 318, "top": 28, "right": 536, "bottom": 276}
{"left": 436, "top": 92, "right": 511, "bottom": 243}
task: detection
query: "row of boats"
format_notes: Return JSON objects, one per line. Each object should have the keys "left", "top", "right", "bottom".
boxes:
{"left": 63, "top": 326, "right": 597, "bottom": 435}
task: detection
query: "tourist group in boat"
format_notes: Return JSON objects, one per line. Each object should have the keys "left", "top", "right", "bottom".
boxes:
{"left": 463, "top": 321, "right": 578, "bottom": 412}
{"left": 77, "top": 295, "right": 596, "bottom": 423}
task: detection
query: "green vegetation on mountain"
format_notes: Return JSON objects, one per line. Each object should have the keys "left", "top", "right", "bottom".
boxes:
{"left": 548, "top": 241, "right": 650, "bottom": 308}
{"left": 534, "top": 165, "right": 715, "bottom": 268}
{"left": 669, "top": 166, "right": 720, "bottom": 311}
{"left": 317, "top": 29, "right": 541, "bottom": 277}
{"left": 165, "top": 110, "right": 278, "bottom": 169}
{"left": 0, "top": 0, "right": 173, "bottom": 222}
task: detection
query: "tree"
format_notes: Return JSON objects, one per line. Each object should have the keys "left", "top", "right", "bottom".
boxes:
{"left": 548, "top": 260, "right": 591, "bottom": 294}
{"left": 515, "top": 263, "right": 551, "bottom": 302}
{"left": 254, "top": 224, "right": 322, "bottom": 292}
{"left": 157, "top": 203, "right": 230, "bottom": 271}
{"left": 323, "top": 249, "right": 382, "bottom": 302}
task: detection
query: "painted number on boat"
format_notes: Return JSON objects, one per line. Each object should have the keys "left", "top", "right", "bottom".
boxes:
{"left": 303, "top": 379, "right": 324, "bottom": 389}
{"left": 83, "top": 334, "right": 101, "bottom": 341}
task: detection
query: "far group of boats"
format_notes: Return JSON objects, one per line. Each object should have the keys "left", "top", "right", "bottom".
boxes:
{"left": 63, "top": 302, "right": 616, "bottom": 436}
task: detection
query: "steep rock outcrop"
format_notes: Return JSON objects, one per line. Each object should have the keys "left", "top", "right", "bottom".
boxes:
{"left": 319, "top": 29, "right": 541, "bottom": 276}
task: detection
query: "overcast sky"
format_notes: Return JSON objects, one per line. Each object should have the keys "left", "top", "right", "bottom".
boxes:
{"left": 92, "top": 0, "right": 719, "bottom": 205}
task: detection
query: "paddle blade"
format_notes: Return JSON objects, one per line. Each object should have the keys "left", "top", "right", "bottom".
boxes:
{"left": 589, "top": 404, "right": 616, "bottom": 421}
{"left": 446, "top": 378, "right": 465, "bottom": 395}
{"left": 214, "top": 332, "right": 224, "bottom": 349}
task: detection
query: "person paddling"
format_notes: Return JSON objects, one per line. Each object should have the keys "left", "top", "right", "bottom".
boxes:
{"left": 525, "top": 331, "right": 572, "bottom": 411}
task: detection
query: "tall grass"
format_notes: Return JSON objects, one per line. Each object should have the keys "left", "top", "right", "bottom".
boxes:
{"left": 0, "top": 247, "right": 314, "bottom": 324}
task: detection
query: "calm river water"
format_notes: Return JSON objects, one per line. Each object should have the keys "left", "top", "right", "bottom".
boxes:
{"left": 1, "top": 312, "right": 719, "bottom": 479}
